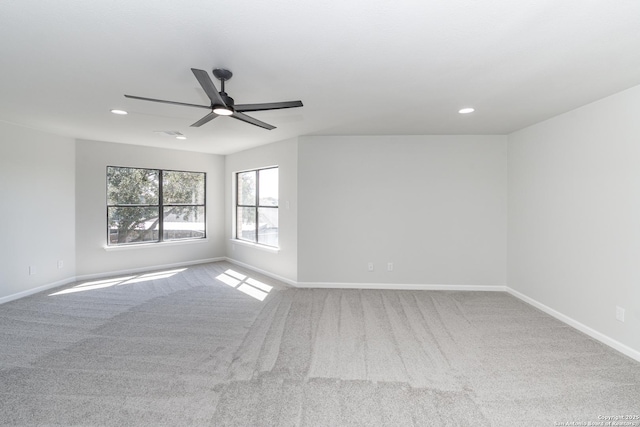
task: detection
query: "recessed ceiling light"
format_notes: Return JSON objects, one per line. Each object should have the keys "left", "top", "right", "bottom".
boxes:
{"left": 110, "top": 109, "right": 128, "bottom": 115}
{"left": 458, "top": 107, "right": 475, "bottom": 114}
{"left": 176, "top": 136, "right": 187, "bottom": 140}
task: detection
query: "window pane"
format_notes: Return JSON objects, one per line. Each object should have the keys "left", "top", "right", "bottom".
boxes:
{"left": 107, "top": 167, "right": 159, "bottom": 205}
{"left": 108, "top": 207, "right": 159, "bottom": 244}
{"left": 238, "top": 171, "right": 256, "bottom": 206}
{"left": 258, "top": 207, "right": 278, "bottom": 246}
{"left": 259, "top": 168, "right": 278, "bottom": 206}
{"left": 237, "top": 207, "right": 256, "bottom": 242}
{"left": 163, "top": 171, "right": 205, "bottom": 205}
{"left": 163, "top": 206, "right": 205, "bottom": 240}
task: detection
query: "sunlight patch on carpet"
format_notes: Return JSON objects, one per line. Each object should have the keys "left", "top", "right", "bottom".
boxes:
{"left": 216, "top": 269, "right": 273, "bottom": 301}
{"left": 49, "top": 268, "right": 187, "bottom": 296}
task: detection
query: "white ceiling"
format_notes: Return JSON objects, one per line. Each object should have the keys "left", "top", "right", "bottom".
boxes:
{"left": 1, "top": 1, "right": 639, "bottom": 155}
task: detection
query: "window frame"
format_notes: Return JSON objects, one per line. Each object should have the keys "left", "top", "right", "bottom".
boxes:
{"left": 106, "top": 166, "right": 206, "bottom": 246}
{"left": 235, "top": 166, "right": 279, "bottom": 248}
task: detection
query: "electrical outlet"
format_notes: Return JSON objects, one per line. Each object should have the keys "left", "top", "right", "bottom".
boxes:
{"left": 616, "top": 306, "right": 625, "bottom": 322}
{"left": 387, "top": 262, "right": 394, "bottom": 272}
{"left": 57, "top": 260, "right": 64, "bottom": 269}
{"left": 367, "top": 262, "right": 374, "bottom": 272}
{"left": 29, "top": 266, "right": 37, "bottom": 275}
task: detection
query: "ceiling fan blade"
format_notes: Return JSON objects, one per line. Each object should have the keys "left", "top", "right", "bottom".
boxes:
{"left": 190, "top": 111, "right": 218, "bottom": 127}
{"left": 191, "top": 68, "right": 226, "bottom": 107}
{"left": 234, "top": 100, "right": 303, "bottom": 112}
{"left": 230, "top": 112, "right": 276, "bottom": 130}
{"left": 124, "top": 94, "right": 211, "bottom": 109}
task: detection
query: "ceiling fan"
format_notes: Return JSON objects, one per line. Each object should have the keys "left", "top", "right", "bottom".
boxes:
{"left": 125, "top": 68, "right": 303, "bottom": 130}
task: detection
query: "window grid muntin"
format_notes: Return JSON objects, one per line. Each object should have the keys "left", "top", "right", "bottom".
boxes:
{"left": 107, "top": 166, "right": 206, "bottom": 246}
{"left": 236, "top": 166, "right": 278, "bottom": 247}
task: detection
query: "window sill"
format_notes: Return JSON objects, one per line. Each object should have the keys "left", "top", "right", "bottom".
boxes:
{"left": 230, "top": 239, "right": 280, "bottom": 253}
{"left": 104, "top": 238, "right": 209, "bottom": 251}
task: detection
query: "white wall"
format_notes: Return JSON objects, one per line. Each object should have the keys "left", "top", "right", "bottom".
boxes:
{"left": 0, "top": 121, "right": 76, "bottom": 300}
{"left": 225, "top": 138, "right": 298, "bottom": 283}
{"left": 75, "top": 139, "right": 225, "bottom": 277}
{"left": 508, "top": 84, "right": 640, "bottom": 355}
{"left": 298, "top": 135, "right": 507, "bottom": 286}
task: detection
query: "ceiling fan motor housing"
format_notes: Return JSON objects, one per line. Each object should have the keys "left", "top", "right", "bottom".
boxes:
{"left": 220, "top": 93, "right": 234, "bottom": 108}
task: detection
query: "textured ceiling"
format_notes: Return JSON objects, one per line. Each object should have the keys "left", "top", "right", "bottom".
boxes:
{"left": 1, "top": 1, "right": 639, "bottom": 154}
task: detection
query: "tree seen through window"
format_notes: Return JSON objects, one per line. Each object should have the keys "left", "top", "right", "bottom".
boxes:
{"left": 107, "top": 167, "right": 205, "bottom": 245}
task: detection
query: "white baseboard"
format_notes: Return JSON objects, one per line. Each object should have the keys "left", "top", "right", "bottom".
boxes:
{"left": 507, "top": 287, "right": 640, "bottom": 363}
{"left": 223, "top": 260, "right": 640, "bottom": 363}
{"left": 3, "top": 258, "right": 637, "bottom": 364}
{"left": 223, "top": 257, "right": 298, "bottom": 287}
{"left": 222, "top": 258, "right": 505, "bottom": 292}
{"left": 296, "top": 281, "right": 506, "bottom": 291}
{"left": 0, "top": 277, "right": 77, "bottom": 305}
{"left": 75, "top": 257, "right": 224, "bottom": 282}
{"left": 0, "top": 257, "right": 225, "bottom": 305}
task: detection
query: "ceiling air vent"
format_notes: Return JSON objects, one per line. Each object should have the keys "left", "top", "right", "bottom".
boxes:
{"left": 153, "top": 131, "right": 184, "bottom": 137}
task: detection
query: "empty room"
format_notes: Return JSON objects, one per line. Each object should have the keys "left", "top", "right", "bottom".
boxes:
{"left": 1, "top": 1, "right": 639, "bottom": 425}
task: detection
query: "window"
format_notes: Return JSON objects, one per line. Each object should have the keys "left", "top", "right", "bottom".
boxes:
{"left": 236, "top": 167, "right": 278, "bottom": 247}
{"left": 107, "top": 166, "right": 205, "bottom": 245}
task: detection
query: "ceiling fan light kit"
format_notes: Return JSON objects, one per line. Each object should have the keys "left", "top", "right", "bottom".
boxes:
{"left": 213, "top": 106, "right": 233, "bottom": 116}
{"left": 125, "top": 68, "right": 303, "bottom": 131}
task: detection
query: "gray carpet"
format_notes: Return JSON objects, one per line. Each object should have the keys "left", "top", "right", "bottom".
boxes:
{"left": 0, "top": 261, "right": 638, "bottom": 426}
